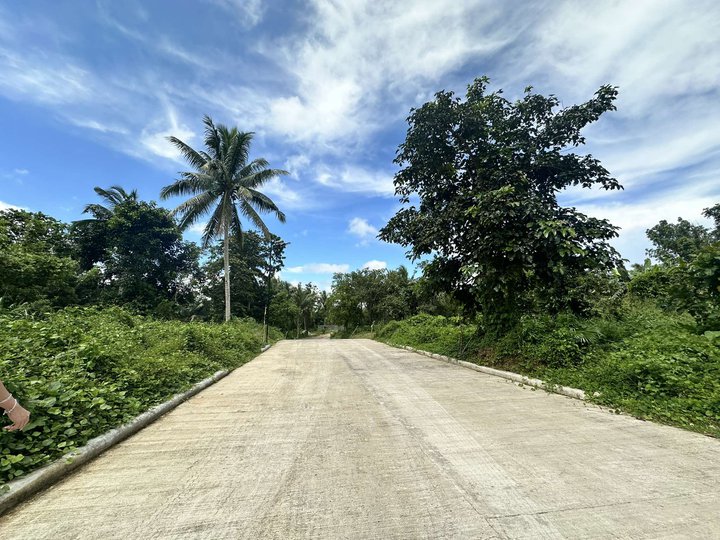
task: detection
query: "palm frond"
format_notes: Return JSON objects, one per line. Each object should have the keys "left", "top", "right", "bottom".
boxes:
{"left": 247, "top": 189, "right": 286, "bottom": 223}
{"left": 238, "top": 200, "right": 271, "bottom": 238}
{"left": 166, "top": 136, "right": 209, "bottom": 171}
{"left": 109, "top": 185, "right": 137, "bottom": 202}
{"left": 203, "top": 116, "right": 222, "bottom": 159}
{"left": 202, "top": 200, "right": 230, "bottom": 248}
{"left": 229, "top": 206, "right": 243, "bottom": 240}
{"left": 160, "top": 173, "right": 214, "bottom": 199}
{"left": 225, "top": 131, "right": 253, "bottom": 177}
{"left": 82, "top": 203, "right": 112, "bottom": 219}
{"left": 238, "top": 166, "right": 289, "bottom": 189}
{"left": 174, "top": 191, "right": 219, "bottom": 230}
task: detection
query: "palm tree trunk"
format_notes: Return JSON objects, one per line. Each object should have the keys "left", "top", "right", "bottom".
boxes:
{"left": 224, "top": 223, "right": 231, "bottom": 322}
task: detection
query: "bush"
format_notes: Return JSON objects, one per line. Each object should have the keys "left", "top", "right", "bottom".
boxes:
{"left": 375, "top": 314, "right": 479, "bottom": 359}
{"left": 0, "top": 306, "right": 276, "bottom": 488}
{"left": 628, "top": 265, "right": 674, "bottom": 302}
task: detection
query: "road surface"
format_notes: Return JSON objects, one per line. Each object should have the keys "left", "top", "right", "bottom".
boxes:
{"left": 1, "top": 339, "right": 719, "bottom": 539}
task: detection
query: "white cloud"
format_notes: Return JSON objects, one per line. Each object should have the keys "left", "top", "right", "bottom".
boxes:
{"left": 12, "top": 168, "right": 28, "bottom": 175}
{"left": 362, "top": 260, "right": 387, "bottom": 270}
{"left": 261, "top": 177, "right": 314, "bottom": 212}
{"left": 263, "top": 0, "right": 515, "bottom": 146}
{"left": 501, "top": 1, "right": 720, "bottom": 192}
{"left": 0, "top": 200, "right": 24, "bottom": 212}
{"left": 67, "top": 117, "right": 129, "bottom": 135}
{"left": 573, "top": 183, "right": 717, "bottom": 265}
{"left": 347, "top": 217, "right": 379, "bottom": 245}
{"left": 285, "top": 263, "right": 350, "bottom": 274}
{"left": 139, "top": 101, "right": 196, "bottom": 162}
{"left": 186, "top": 222, "right": 208, "bottom": 235}
{"left": 317, "top": 166, "right": 395, "bottom": 196}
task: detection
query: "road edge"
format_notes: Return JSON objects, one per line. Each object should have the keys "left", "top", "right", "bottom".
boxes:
{"left": 0, "top": 343, "right": 274, "bottom": 517}
{"left": 391, "top": 344, "right": 587, "bottom": 400}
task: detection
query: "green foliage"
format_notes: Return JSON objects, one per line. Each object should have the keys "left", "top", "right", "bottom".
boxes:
{"left": 267, "top": 282, "right": 301, "bottom": 336}
{"left": 0, "top": 210, "right": 79, "bottom": 307}
{"left": 99, "top": 200, "right": 201, "bottom": 312}
{"left": 646, "top": 217, "right": 713, "bottom": 264}
{"left": 555, "top": 312, "right": 720, "bottom": 435}
{"left": 0, "top": 209, "right": 71, "bottom": 255}
{"left": 203, "top": 232, "right": 287, "bottom": 322}
{"left": 0, "top": 306, "right": 275, "bottom": 487}
{"left": 375, "top": 314, "right": 479, "bottom": 360}
{"left": 267, "top": 281, "right": 325, "bottom": 338}
{"left": 328, "top": 267, "right": 415, "bottom": 328}
{"left": 379, "top": 77, "right": 623, "bottom": 336}
{"left": 628, "top": 265, "right": 674, "bottom": 302}
{"left": 670, "top": 243, "right": 720, "bottom": 331}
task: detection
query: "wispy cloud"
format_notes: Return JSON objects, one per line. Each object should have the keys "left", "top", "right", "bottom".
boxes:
{"left": 0, "top": 47, "right": 92, "bottom": 105}
{"left": 2, "top": 168, "right": 29, "bottom": 185}
{"left": 138, "top": 100, "right": 196, "bottom": 162}
{"left": 186, "top": 222, "right": 208, "bottom": 235}
{"left": 284, "top": 154, "right": 311, "bottom": 180}
{"left": 205, "top": 0, "right": 266, "bottom": 27}
{"left": 285, "top": 263, "right": 350, "bottom": 274}
{"left": 574, "top": 182, "right": 717, "bottom": 264}
{"left": 261, "top": 177, "right": 315, "bottom": 212}
{"left": 264, "top": 0, "right": 516, "bottom": 147}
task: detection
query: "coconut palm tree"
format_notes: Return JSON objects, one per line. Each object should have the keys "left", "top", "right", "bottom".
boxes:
{"left": 80, "top": 185, "right": 139, "bottom": 221}
{"left": 160, "top": 115, "right": 287, "bottom": 322}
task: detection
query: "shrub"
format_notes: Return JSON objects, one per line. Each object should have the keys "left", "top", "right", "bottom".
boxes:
{"left": 374, "top": 314, "right": 478, "bottom": 359}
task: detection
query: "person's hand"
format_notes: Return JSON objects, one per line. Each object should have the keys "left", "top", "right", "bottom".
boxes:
{"left": 4, "top": 403, "right": 30, "bottom": 431}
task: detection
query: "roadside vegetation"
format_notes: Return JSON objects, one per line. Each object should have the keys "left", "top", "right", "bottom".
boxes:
{"left": 0, "top": 306, "right": 279, "bottom": 487}
{"left": 327, "top": 77, "right": 720, "bottom": 438}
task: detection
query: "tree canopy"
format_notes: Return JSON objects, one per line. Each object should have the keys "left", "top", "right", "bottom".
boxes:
{"left": 380, "top": 77, "right": 623, "bottom": 334}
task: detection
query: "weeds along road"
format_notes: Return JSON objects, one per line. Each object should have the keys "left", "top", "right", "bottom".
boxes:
{"left": 1, "top": 339, "right": 719, "bottom": 539}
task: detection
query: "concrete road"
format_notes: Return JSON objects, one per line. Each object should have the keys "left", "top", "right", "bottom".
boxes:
{"left": 1, "top": 339, "right": 719, "bottom": 539}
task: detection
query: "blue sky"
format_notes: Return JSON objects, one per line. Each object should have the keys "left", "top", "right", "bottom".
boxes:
{"left": 1, "top": 0, "right": 719, "bottom": 290}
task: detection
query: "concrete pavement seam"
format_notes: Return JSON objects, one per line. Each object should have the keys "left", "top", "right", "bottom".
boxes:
{"left": 0, "top": 343, "right": 275, "bottom": 517}
{"left": 392, "top": 344, "right": 587, "bottom": 401}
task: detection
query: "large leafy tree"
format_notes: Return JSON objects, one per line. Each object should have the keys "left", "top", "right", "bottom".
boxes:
{"left": 646, "top": 219, "right": 712, "bottom": 264}
{"left": 0, "top": 210, "right": 78, "bottom": 307}
{"left": 379, "top": 77, "right": 623, "bottom": 335}
{"left": 71, "top": 187, "right": 201, "bottom": 313}
{"left": 101, "top": 200, "right": 200, "bottom": 313}
{"left": 161, "top": 116, "right": 287, "bottom": 322}
{"left": 71, "top": 185, "right": 139, "bottom": 270}
{"left": 640, "top": 203, "right": 720, "bottom": 329}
